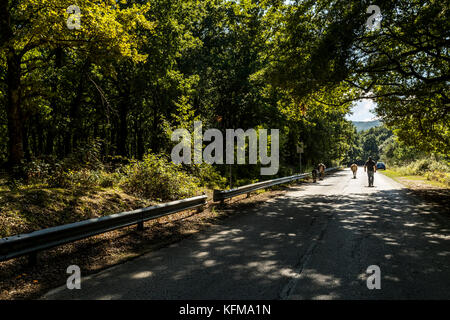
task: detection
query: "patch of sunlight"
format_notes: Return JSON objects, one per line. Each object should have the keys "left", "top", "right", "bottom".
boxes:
{"left": 424, "top": 233, "right": 450, "bottom": 240}
{"left": 131, "top": 271, "right": 154, "bottom": 279}
{"left": 97, "top": 294, "right": 123, "bottom": 300}
{"left": 203, "top": 260, "right": 217, "bottom": 267}
{"left": 193, "top": 251, "right": 209, "bottom": 258}
{"left": 244, "top": 260, "right": 279, "bottom": 278}
{"left": 305, "top": 270, "right": 342, "bottom": 287}
{"left": 280, "top": 268, "right": 301, "bottom": 279}
{"left": 313, "top": 293, "right": 341, "bottom": 300}
{"left": 385, "top": 275, "right": 401, "bottom": 282}
{"left": 437, "top": 252, "right": 450, "bottom": 257}
{"left": 259, "top": 250, "right": 276, "bottom": 258}
{"left": 404, "top": 223, "right": 418, "bottom": 227}
{"left": 215, "top": 245, "right": 234, "bottom": 251}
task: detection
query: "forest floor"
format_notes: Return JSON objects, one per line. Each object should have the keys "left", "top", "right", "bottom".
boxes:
{"left": 380, "top": 170, "right": 450, "bottom": 209}
{"left": 0, "top": 176, "right": 297, "bottom": 300}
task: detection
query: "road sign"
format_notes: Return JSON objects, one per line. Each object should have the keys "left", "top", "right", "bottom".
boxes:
{"left": 297, "top": 142, "right": 304, "bottom": 154}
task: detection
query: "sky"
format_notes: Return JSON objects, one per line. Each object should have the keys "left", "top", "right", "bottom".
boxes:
{"left": 346, "top": 99, "right": 378, "bottom": 122}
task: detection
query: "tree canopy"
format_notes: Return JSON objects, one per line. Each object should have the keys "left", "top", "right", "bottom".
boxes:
{"left": 0, "top": 0, "right": 448, "bottom": 180}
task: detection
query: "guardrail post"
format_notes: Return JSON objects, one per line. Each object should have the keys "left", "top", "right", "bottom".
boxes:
{"left": 28, "top": 252, "right": 37, "bottom": 267}
{"left": 246, "top": 192, "right": 251, "bottom": 198}
{"left": 197, "top": 193, "right": 207, "bottom": 212}
{"left": 137, "top": 221, "right": 144, "bottom": 231}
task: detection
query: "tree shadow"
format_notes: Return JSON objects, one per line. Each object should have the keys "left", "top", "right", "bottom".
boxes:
{"left": 43, "top": 186, "right": 450, "bottom": 300}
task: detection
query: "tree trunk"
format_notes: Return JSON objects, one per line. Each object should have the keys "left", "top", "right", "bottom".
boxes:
{"left": 2, "top": 2, "right": 24, "bottom": 168}
{"left": 65, "top": 64, "right": 87, "bottom": 155}
{"left": 137, "top": 118, "right": 144, "bottom": 160}
{"left": 117, "top": 89, "right": 130, "bottom": 157}
{"left": 6, "top": 52, "right": 24, "bottom": 168}
{"left": 46, "top": 47, "right": 63, "bottom": 156}
{"left": 151, "top": 87, "right": 161, "bottom": 153}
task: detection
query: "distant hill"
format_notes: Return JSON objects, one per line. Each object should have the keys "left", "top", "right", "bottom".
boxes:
{"left": 352, "top": 120, "right": 382, "bottom": 132}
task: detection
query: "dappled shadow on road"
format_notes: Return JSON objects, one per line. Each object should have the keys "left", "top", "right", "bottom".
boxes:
{"left": 46, "top": 183, "right": 450, "bottom": 300}
{"left": 280, "top": 189, "right": 450, "bottom": 300}
{"left": 406, "top": 188, "right": 450, "bottom": 213}
{"left": 1, "top": 189, "right": 286, "bottom": 300}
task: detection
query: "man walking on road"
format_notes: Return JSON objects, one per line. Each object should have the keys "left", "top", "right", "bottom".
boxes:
{"left": 364, "top": 157, "right": 377, "bottom": 187}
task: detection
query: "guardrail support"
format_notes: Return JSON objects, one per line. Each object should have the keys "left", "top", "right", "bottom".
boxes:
{"left": 28, "top": 252, "right": 37, "bottom": 267}
{"left": 212, "top": 167, "right": 341, "bottom": 203}
{"left": 137, "top": 221, "right": 144, "bottom": 231}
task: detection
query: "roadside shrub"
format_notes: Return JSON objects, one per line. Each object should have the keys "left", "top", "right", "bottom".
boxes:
{"left": 23, "top": 158, "right": 51, "bottom": 183}
{"left": 104, "top": 155, "right": 130, "bottom": 172}
{"left": 394, "top": 159, "right": 450, "bottom": 176}
{"left": 48, "top": 167, "right": 95, "bottom": 188}
{"left": 190, "top": 163, "right": 227, "bottom": 189}
{"left": 96, "top": 171, "right": 121, "bottom": 188}
{"left": 277, "top": 165, "right": 296, "bottom": 178}
{"left": 63, "top": 139, "right": 104, "bottom": 171}
{"left": 425, "top": 171, "right": 450, "bottom": 187}
{"left": 121, "top": 154, "right": 201, "bottom": 201}
{"left": 46, "top": 165, "right": 120, "bottom": 189}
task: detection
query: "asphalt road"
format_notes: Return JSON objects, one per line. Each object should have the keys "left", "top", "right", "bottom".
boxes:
{"left": 43, "top": 168, "right": 450, "bottom": 300}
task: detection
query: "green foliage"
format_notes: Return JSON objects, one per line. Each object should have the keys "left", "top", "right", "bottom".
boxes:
{"left": 394, "top": 159, "right": 450, "bottom": 176}
{"left": 60, "top": 139, "right": 104, "bottom": 171}
{"left": 22, "top": 158, "right": 52, "bottom": 184}
{"left": 47, "top": 167, "right": 99, "bottom": 189}
{"left": 380, "top": 136, "right": 422, "bottom": 165}
{"left": 268, "top": 0, "right": 449, "bottom": 156}
{"left": 389, "top": 157, "right": 450, "bottom": 187}
{"left": 121, "top": 154, "right": 201, "bottom": 201}
{"left": 189, "top": 164, "right": 227, "bottom": 190}
{"left": 348, "top": 125, "right": 393, "bottom": 164}
{"left": 1, "top": 0, "right": 447, "bottom": 193}
{"left": 425, "top": 171, "right": 450, "bottom": 187}
{"left": 19, "top": 148, "right": 120, "bottom": 188}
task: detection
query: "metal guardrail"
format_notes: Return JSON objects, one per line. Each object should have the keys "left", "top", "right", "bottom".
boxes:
{"left": 0, "top": 195, "right": 207, "bottom": 264}
{"left": 213, "top": 167, "right": 341, "bottom": 202}
{"left": 0, "top": 167, "right": 341, "bottom": 264}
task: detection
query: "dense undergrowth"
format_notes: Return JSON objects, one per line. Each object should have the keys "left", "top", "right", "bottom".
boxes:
{"left": 0, "top": 150, "right": 227, "bottom": 238}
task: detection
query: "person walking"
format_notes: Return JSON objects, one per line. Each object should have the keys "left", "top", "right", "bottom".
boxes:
{"left": 364, "top": 157, "right": 377, "bottom": 187}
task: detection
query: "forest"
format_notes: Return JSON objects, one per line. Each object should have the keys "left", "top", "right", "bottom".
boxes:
{"left": 0, "top": 0, "right": 448, "bottom": 198}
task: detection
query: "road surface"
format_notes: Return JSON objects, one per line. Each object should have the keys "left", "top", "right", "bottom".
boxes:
{"left": 43, "top": 168, "right": 450, "bottom": 299}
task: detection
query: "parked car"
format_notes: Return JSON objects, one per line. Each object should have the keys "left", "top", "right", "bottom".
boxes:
{"left": 376, "top": 162, "right": 386, "bottom": 170}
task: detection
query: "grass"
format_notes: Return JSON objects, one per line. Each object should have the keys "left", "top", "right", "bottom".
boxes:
{"left": 0, "top": 184, "right": 151, "bottom": 238}
{"left": 381, "top": 169, "right": 403, "bottom": 179}
{"left": 381, "top": 169, "right": 449, "bottom": 189}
